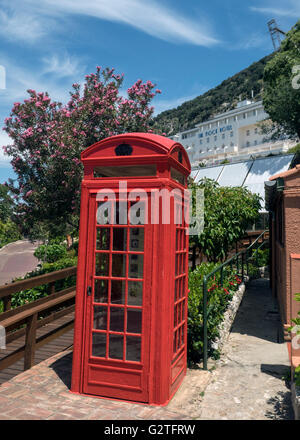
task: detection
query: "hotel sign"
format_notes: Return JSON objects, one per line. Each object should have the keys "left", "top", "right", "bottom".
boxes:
{"left": 199, "top": 125, "right": 233, "bottom": 138}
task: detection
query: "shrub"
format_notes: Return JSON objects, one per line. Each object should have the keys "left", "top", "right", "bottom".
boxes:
{"left": 188, "top": 263, "right": 242, "bottom": 365}
{"left": 189, "top": 178, "right": 261, "bottom": 262}
{"left": 34, "top": 243, "right": 67, "bottom": 263}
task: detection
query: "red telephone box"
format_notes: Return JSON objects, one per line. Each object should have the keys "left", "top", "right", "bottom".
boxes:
{"left": 71, "top": 133, "right": 191, "bottom": 405}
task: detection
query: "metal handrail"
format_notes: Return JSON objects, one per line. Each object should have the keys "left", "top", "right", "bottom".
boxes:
{"left": 202, "top": 229, "right": 269, "bottom": 370}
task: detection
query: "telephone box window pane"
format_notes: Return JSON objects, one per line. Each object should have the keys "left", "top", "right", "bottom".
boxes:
{"left": 97, "top": 202, "right": 112, "bottom": 225}
{"left": 109, "top": 335, "right": 123, "bottom": 360}
{"left": 127, "top": 309, "right": 142, "bottom": 334}
{"left": 94, "top": 279, "right": 108, "bottom": 303}
{"left": 111, "top": 280, "right": 126, "bottom": 304}
{"left": 129, "top": 228, "right": 144, "bottom": 251}
{"left": 128, "top": 281, "right": 143, "bottom": 306}
{"left": 129, "top": 255, "right": 144, "bottom": 278}
{"left": 110, "top": 307, "right": 124, "bottom": 332}
{"left": 95, "top": 253, "right": 109, "bottom": 276}
{"left": 129, "top": 202, "right": 146, "bottom": 225}
{"left": 113, "top": 228, "right": 127, "bottom": 251}
{"left": 94, "top": 165, "right": 156, "bottom": 178}
{"left": 112, "top": 254, "right": 126, "bottom": 277}
{"left": 126, "top": 336, "right": 141, "bottom": 362}
{"left": 96, "top": 228, "right": 110, "bottom": 250}
{"left": 92, "top": 333, "right": 106, "bottom": 358}
{"left": 93, "top": 306, "right": 107, "bottom": 330}
{"left": 171, "top": 167, "right": 186, "bottom": 186}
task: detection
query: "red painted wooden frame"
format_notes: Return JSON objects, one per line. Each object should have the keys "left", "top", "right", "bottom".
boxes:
{"left": 71, "top": 133, "right": 191, "bottom": 405}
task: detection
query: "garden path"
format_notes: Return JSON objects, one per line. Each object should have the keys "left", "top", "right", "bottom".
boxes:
{"left": 198, "top": 278, "right": 294, "bottom": 420}
{"left": 0, "top": 240, "right": 40, "bottom": 285}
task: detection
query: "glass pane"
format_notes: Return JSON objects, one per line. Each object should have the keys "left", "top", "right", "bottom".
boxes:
{"left": 173, "top": 332, "right": 177, "bottom": 354}
{"left": 94, "top": 279, "right": 108, "bottom": 303}
{"left": 113, "top": 228, "right": 127, "bottom": 251}
{"left": 110, "top": 307, "right": 124, "bottom": 332}
{"left": 129, "top": 228, "right": 144, "bottom": 251}
{"left": 96, "top": 228, "right": 110, "bottom": 250}
{"left": 126, "top": 336, "right": 141, "bottom": 362}
{"left": 112, "top": 254, "right": 126, "bottom": 277}
{"left": 127, "top": 309, "right": 142, "bottom": 334}
{"left": 111, "top": 280, "right": 126, "bottom": 304}
{"left": 97, "top": 201, "right": 112, "bottom": 225}
{"left": 92, "top": 332, "right": 106, "bottom": 358}
{"left": 176, "top": 229, "right": 180, "bottom": 251}
{"left": 94, "top": 165, "right": 156, "bottom": 178}
{"left": 182, "top": 277, "right": 185, "bottom": 298}
{"left": 109, "top": 334, "right": 123, "bottom": 360}
{"left": 129, "top": 255, "right": 143, "bottom": 278}
{"left": 129, "top": 201, "right": 146, "bottom": 225}
{"left": 128, "top": 281, "right": 143, "bottom": 306}
{"left": 95, "top": 253, "right": 109, "bottom": 276}
{"left": 93, "top": 306, "right": 107, "bottom": 330}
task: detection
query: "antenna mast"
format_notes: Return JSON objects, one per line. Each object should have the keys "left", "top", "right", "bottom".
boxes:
{"left": 267, "top": 19, "right": 286, "bottom": 51}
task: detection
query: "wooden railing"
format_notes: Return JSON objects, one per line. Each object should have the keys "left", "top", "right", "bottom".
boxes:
{"left": 0, "top": 266, "right": 77, "bottom": 372}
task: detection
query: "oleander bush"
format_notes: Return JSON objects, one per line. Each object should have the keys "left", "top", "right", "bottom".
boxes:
{"left": 188, "top": 263, "right": 242, "bottom": 365}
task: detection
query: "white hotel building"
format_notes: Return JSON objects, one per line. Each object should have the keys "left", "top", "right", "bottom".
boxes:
{"left": 170, "top": 100, "right": 296, "bottom": 167}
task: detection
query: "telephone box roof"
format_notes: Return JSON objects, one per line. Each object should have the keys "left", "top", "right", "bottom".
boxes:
{"left": 81, "top": 132, "right": 191, "bottom": 171}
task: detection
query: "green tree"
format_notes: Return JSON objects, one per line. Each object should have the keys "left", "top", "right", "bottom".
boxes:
{"left": 263, "top": 21, "right": 300, "bottom": 140}
{"left": 190, "top": 178, "right": 261, "bottom": 262}
{"left": 0, "top": 184, "right": 15, "bottom": 222}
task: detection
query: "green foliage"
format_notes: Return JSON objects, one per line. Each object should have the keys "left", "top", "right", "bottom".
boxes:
{"left": 0, "top": 219, "right": 21, "bottom": 249}
{"left": 152, "top": 54, "right": 273, "bottom": 135}
{"left": 0, "top": 184, "right": 21, "bottom": 248}
{"left": 34, "top": 243, "right": 68, "bottom": 263}
{"left": 252, "top": 248, "right": 269, "bottom": 267}
{"left": 188, "top": 263, "right": 243, "bottom": 364}
{"left": 289, "top": 293, "right": 300, "bottom": 386}
{"left": 10, "top": 256, "right": 77, "bottom": 309}
{"left": 190, "top": 178, "right": 261, "bottom": 262}
{"left": 0, "top": 184, "right": 15, "bottom": 222}
{"left": 288, "top": 143, "right": 300, "bottom": 153}
{"left": 263, "top": 20, "right": 300, "bottom": 140}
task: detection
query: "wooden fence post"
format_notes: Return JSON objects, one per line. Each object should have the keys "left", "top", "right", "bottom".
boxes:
{"left": 3, "top": 295, "right": 11, "bottom": 312}
{"left": 48, "top": 282, "right": 55, "bottom": 295}
{"left": 24, "top": 313, "right": 38, "bottom": 370}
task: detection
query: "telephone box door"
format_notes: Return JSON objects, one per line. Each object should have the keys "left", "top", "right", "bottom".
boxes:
{"left": 81, "top": 192, "right": 152, "bottom": 403}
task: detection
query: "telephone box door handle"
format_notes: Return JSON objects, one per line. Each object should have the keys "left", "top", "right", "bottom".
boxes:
{"left": 87, "top": 286, "right": 92, "bottom": 296}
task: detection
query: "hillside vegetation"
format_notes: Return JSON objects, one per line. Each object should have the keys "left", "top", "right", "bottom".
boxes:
{"left": 152, "top": 54, "right": 273, "bottom": 136}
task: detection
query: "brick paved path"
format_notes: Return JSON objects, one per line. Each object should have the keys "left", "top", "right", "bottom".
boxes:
{"left": 0, "top": 349, "right": 200, "bottom": 420}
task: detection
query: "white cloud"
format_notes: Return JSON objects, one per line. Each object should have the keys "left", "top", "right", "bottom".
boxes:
{"left": 0, "top": 131, "right": 12, "bottom": 163}
{"left": 3, "top": 0, "right": 219, "bottom": 47}
{"left": 0, "top": 8, "right": 54, "bottom": 44}
{"left": 250, "top": 1, "right": 300, "bottom": 18}
{"left": 42, "top": 54, "right": 84, "bottom": 78}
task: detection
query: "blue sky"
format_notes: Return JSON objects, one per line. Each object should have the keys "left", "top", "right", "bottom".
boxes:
{"left": 0, "top": 0, "right": 299, "bottom": 182}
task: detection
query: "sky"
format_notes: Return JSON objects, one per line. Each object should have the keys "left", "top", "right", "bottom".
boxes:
{"left": 0, "top": 0, "right": 299, "bottom": 182}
